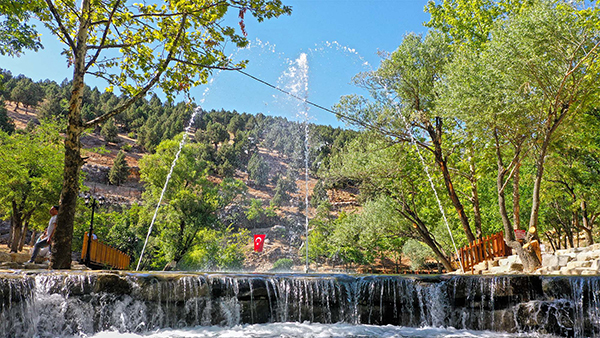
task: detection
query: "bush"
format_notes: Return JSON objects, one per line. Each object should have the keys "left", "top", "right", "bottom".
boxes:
{"left": 271, "top": 258, "right": 294, "bottom": 271}
{"left": 245, "top": 199, "right": 277, "bottom": 227}
{"left": 121, "top": 143, "right": 132, "bottom": 152}
{"left": 402, "top": 239, "right": 435, "bottom": 270}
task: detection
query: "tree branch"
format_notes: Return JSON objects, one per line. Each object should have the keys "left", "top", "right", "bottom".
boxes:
{"left": 44, "top": 0, "right": 77, "bottom": 51}
{"left": 84, "top": 13, "right": 189, "bottom": 129}
{"left": 85, "top": 0, "right": 121, "bottom": 72}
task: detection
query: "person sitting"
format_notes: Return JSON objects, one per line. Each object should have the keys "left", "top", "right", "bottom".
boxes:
{"left": 27, "top": 205, "right": 58, "bottom": 263}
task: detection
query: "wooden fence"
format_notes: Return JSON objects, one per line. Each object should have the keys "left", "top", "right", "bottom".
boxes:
{"left": 458, "top": 232, "right": 511, "bottom": 273}
{"left": 81, "top": 232, "right": 130, "bottom": 270}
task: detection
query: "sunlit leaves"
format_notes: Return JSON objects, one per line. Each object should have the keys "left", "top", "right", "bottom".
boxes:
{"left": 36, "top": 0, "right": 290, "bottom": 102}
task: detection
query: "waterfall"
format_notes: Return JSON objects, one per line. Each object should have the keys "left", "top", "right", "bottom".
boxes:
{"left": 1, "top": 272, "right": 599, "bottom": 337}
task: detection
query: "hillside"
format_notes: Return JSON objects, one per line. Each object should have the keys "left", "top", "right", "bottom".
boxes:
{"left": 4, "top": 102, "right": 378, "bottom": 273}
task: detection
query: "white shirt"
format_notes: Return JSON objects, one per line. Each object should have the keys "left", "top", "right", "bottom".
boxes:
{"left": 45, "top": 215, "right": 57, "bottom": 240}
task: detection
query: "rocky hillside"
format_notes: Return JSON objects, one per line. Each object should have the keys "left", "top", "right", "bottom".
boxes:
{"left": 4, "top": 103, "right": 368, "bottom": 272}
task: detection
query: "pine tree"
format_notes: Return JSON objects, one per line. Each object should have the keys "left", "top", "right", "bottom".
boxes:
{"left": 109, "top": 150, "right": 130, "bottom": 186}
{"left": 101, "top": 118, "right": 119, "bottom": 143}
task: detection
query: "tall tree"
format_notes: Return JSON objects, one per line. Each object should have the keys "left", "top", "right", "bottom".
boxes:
{"left": 0, "top": 124, "right": 63, "bottom": 252}
{"left": 335, "top": 32, "right": 477, "bottom": 243}
{"left": 108, "top": 150, "right": 130, "bottom": 186}
{"left": 0, "top": 0, "right": 290, "bottom": 268}
{"left": 139, "top": 136, "right": 245, "bottom": 269}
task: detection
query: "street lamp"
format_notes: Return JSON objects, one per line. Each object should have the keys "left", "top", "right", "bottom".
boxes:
{"left": 83, "top": 193, "right": 105, "bottom": 267}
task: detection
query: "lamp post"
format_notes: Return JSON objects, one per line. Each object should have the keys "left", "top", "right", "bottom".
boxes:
{"left": 84, "top": 193, "right": 104, "bottom": 267}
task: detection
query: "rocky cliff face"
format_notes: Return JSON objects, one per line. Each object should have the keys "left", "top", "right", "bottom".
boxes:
{"left": 0, "top": 271, "right": 598, "bottom": 337}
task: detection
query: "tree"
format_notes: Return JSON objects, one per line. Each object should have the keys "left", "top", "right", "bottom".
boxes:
{"left": 1, "top": 0, "right": 290, "bottom": 268}
{"left": 335, "top": 32, "right": 478, "bottom": 243}
{"left": 138, "top": 135, "right": 246, "bottom": 269}
{"left": 0, "top": 124, "right": 63, "bottom": 252}
{"left": 10, "top": 78, "right": 44, "bottom": 111}
{"left": 101, "top": 118, "right": 119, "bottom": 143}
{"left": 271, "top": 171, "right": 297, "bottom": 207}
{"left": 248, "top": 153, "right": 269, "bottom": 186}
{"left": 206, "top": 121, "right": 229, "bottom": 151}
{"left": 108, "top": 150, "right": 129, "bottom": 186}
{"left": 325, "top": 135, "right": 455, "bottom": 271}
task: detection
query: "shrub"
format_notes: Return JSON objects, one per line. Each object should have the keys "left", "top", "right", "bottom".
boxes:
{"left": 402, "top": 239, "right": 435, "bottom": 271}
{"left": 271, "top": 258, "right": 294, "bottom": 271}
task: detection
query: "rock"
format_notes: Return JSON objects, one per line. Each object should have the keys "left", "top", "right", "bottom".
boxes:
{"left": 10, "top": 253, "right": 29, "bottom": 264}
{"left": 94, "top": 273, "right": 131, "bottom": 295}
{"left": 0, "top": 262, "right": 20, "bottom": 269}
{"left": 0, "top": 252, "right": 11, "bottom": 262}
{"left": 566, "top": 261, "right": 592, "bottom": 270}
{"left": 543, "top": 255, "right": 573, "bottom": 270}
{"left": 508, "top": 262, "right": 524, "bottom": 272}
{"left": 473, "top": 261, "right": 489, "bottom": 271}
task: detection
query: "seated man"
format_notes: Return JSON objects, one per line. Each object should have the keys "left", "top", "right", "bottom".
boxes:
{"left": 28, "top": 205, "right": 58, "bottom": 263}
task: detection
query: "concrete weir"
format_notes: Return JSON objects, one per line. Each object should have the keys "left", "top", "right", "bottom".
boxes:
{"left": 0, "top": 271, "right": 598, "bottom": 337}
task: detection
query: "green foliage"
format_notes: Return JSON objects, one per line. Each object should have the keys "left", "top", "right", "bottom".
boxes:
{"left": 138, "top": 135, "right": 247, "bottom": 268}
{"left": 425, "top": 0, "right": 531, "bottom": 48}
{"left": 0, "top": 0, "right": 43, "bottom": 56}
{"left": 402, "top": 239, "right": 435, "bottom": 270}
{"left": 0, "top": 123, "right": 64, "bottom": 247}
{"left": 108, "top": 150, "right": 130, "bottom": 186}
{"left": 271, "top": 258, "right": 294, "bottom": 271}
{"left": 245, "top": 199, "right": 277, "bottom": 227}
{"left": 101, "top": 118, "right": 119, "bottom": 143}
{"left": 10, "top": 77, "right": 43, "bottom": 110}
{"left": 178, "top": 227, "right": 249, "bottom": 271}
{"left": 0, "top": 104, "right": 15, "bottom": 134}
{"left": 248, "top": 153, "right": 269, "bottom": 186}
{"left": 271, "top": 173, "right": 297, "bottom": 207}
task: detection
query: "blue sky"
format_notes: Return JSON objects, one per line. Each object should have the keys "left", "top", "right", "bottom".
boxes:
{"left": 0, "top": 0, "right": 430, "bottom": 127}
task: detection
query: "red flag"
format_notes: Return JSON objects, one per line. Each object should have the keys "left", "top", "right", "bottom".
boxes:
{"left": 254, "top": 234, "right": 266, "bottom": 252}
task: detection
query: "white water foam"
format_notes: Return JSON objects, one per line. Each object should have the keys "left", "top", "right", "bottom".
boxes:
{"left": 87, "top": 322, "right": 557, "bottom": 338}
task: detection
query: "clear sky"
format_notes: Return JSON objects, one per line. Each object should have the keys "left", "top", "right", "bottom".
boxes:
{"left": 0, "top": 0, "right": 430, "bottom": 127}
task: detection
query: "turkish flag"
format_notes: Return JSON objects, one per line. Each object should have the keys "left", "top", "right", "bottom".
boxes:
{"left": 254, "top": 234, "right": 266, "bottom": 252}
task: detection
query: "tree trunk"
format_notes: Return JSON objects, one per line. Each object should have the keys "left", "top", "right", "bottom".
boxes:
{"left": 528, "top": 106, "right": 568, "bottom": 239}
{"left": 18, "top": 221, "right": 28, "bottom": 252}
{"left": 581, "top": 200, "right": 593, "bottom": 246}
{"left": 469, "top": 148, "right": 483, "bottom": 239}
{"left": 426, "top": 118, "right": 475, "bottom": 243}
{"left": 494, "top": 130, "right": 540, "bottom": 272}
{"left": 10, "top": 202, "right": 22, "bottom": 253}
{"left": 512, "top": 159, "right": 521, "bottom": 230}
{"left": 413, "top": 221, "right": 453, "bottom": 271}
{"left": 30, "top": 230, "right": 37, "bottom": 246}
{"left": 51, "top": 0, "right": 91, "bottom": 269}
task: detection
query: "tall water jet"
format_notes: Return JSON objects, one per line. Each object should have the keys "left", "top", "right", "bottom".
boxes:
{"left": 279, "top": 53, "right": 311, "bottom": 272}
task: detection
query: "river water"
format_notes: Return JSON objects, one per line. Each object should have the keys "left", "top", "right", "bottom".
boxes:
{"left": 89, "top": 322, "right": 554, "bottom": 338}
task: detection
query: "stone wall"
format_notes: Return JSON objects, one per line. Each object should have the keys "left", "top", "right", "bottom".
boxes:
{"left": 1, "top": 271, "right": 598, "bottom": 337}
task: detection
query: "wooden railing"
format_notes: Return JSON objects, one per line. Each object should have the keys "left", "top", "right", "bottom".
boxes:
{"left": 458, "top": 232, "right": 511, "bottom": 273}
{"left": 81, "top": 232, "right": 130, "bottom": 270}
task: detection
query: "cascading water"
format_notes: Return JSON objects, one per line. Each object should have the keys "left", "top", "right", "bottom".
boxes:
{"left": 1, "top": 271, "right": 599, "bottom": 337}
